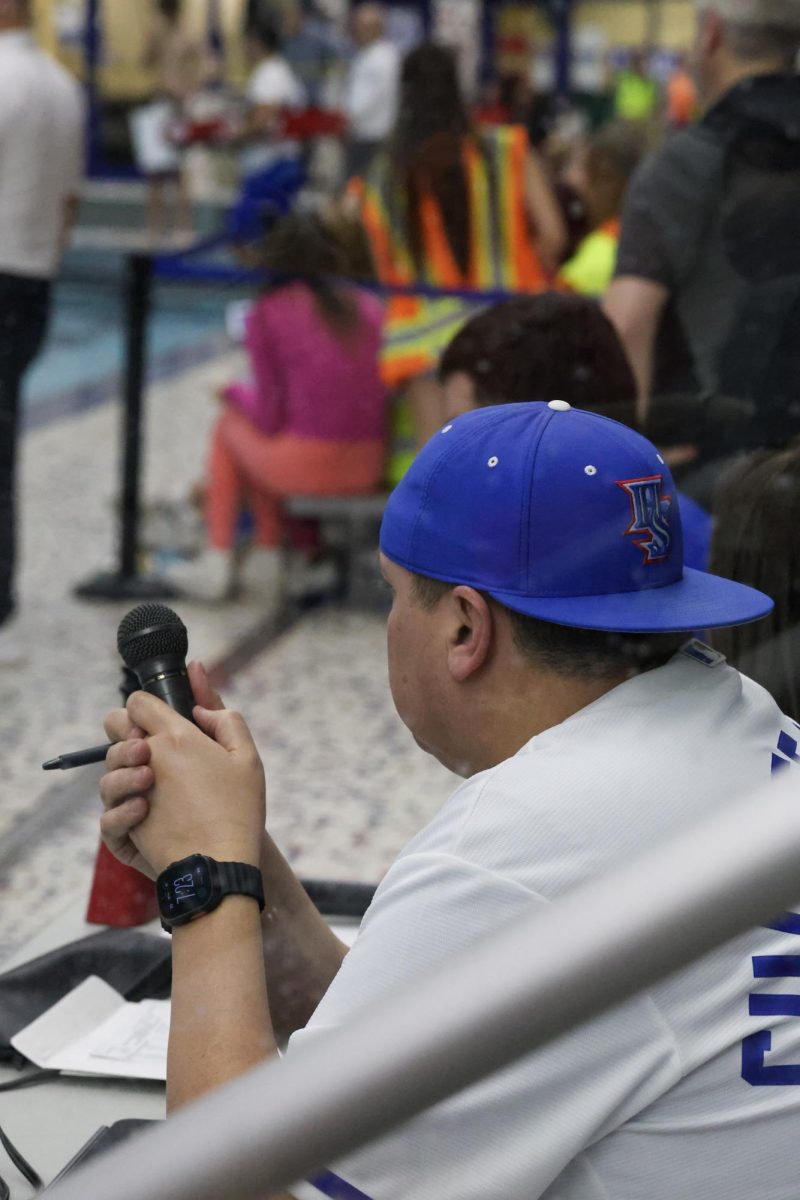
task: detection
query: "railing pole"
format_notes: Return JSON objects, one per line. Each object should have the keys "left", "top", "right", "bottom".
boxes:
{"left": 75, "top": 253, "right": 176, "bottom": 601}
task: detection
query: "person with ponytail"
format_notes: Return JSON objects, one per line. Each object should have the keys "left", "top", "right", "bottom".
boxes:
{"left": 345, "top": 43, "right": 567, "bottom": 474}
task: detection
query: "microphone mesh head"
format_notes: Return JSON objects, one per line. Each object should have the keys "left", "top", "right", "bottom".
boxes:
{"left": 117, "top": 603, "right": 188, "bottom": 668}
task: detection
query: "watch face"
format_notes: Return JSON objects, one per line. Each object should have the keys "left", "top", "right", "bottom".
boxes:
{"left": 158, "top": 856, "right": 214, "bottom": 923}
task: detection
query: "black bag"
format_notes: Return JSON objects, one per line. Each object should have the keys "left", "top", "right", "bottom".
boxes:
{"left": 714, "top": 106, "right": 800, "bottom": 447}
{"left": 0, "top": 929, "right": 171, "bottom": 1069}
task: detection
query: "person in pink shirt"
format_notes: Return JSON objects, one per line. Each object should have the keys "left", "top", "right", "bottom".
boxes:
{"left": 171, "top": 214, "right": 387, "bottom": 601}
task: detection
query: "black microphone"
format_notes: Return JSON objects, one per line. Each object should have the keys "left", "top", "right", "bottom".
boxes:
{"left": 117, "top": 603, "right": 197, "bottom": 723}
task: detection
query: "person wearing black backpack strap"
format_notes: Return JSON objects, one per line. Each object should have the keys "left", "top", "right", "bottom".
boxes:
{"left": 605, "top": 0, "right": 800, "bottom": 502}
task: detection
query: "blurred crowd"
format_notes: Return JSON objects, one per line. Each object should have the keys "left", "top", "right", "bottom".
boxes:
{"left": 3, "top": 6, "right": 800, "bottom": 1193}
{"left": 2, "top": 0, "right": 800, "bottom": 726}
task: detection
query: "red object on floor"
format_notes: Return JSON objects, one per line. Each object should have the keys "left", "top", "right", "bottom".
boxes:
{"left": 86, "top": 841, "right": 158, "bottom": 927}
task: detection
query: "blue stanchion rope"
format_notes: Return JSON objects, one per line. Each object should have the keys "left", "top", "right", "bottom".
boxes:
{"left": 153, "top": 253, "right": 527, "bottom": 305}
{"left": 151, "top": 238, "right": 530, "bottom": 306}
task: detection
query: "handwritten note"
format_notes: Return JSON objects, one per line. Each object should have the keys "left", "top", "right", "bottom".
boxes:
{"left": 12, "top": 976, "right": 169, "bottom": 1081}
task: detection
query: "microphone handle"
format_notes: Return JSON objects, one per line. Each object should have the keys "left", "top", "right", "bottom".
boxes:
{"left": 135, "top": 655, "right": 197, "bottom": 724}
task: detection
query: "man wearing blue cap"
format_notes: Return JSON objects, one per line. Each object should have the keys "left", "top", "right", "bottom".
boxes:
{"left": 100, "top": 403, "right": 800, "bottom": 1199}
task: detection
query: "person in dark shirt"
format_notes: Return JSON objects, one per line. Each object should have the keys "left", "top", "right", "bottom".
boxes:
{"left": 605, "top": 1, "right": 800, "bottom": 429}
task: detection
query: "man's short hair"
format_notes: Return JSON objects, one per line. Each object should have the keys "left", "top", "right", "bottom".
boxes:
{"left": 411, "top": 574, "right": 686, "bottom": 680}
{"left": 438, "top": 294, "right": 638, "bottom": 426}
{"left": 697, "top": 0, "right": 800, "bottom": 65}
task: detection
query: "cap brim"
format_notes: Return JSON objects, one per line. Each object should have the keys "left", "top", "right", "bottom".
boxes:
{"left": 487, "top": 567, "right": 774, "bottom": 633}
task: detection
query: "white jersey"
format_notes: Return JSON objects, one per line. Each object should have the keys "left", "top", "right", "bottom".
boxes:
{"left": 0, "top": 32, "right": 84, "bottom": 279}
{"left": 290, "top": 646, "right": 800, "bottom": 1199}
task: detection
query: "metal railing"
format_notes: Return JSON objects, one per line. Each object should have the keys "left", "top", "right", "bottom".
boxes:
{"left": 47, "top": 769, "right": 800, "bottom": 1200}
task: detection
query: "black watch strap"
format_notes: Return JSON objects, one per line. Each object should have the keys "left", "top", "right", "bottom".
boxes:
{"left": 217, "top": 861, "right": 266, "bottom": 912}
{"left": 158, "top": 856, "right": 266, "bottom": 933}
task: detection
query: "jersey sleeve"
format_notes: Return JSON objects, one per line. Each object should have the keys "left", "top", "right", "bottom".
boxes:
{"left": 286, "top": 849, "right": 681, "bottom": 1200}
{"left": 614, "top": 155, "right": 676, "bottom": 289}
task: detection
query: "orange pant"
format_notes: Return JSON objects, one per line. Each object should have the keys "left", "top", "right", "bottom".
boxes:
{"left": 207, "top": 409, "right": 387, "bottom": 549}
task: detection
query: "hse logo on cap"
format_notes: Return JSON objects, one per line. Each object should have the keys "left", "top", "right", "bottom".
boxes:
{"left": 617, "top": 476, "right": 672, "bottom": 564}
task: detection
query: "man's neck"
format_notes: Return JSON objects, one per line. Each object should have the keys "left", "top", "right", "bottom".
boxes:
{"left": 461, "top": 667, "right": 631, "bottom": 778}
{"left": 706, "top": 60, "right": 788, "bottom": 108}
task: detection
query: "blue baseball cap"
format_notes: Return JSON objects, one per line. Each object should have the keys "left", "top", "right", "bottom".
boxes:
{"left": 380, "top": 401, "right": 773, "bottom": 633}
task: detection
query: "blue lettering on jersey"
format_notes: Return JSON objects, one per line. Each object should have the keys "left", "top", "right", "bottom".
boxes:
{"left": 773, "top": 731, "right": 800, "bottom": 774}
{"left": 617, "top": 475, "right": 672, "bottom": 563}
{"left": 743, "top": 724, "right": 800, "bottom": 1085}
{"left": 742, "top": 1031, "right": 800, "bottom": 1085}
{"left": 310, "top": 1172, "right": 375, "bottom": 1199}
{"left": 750, "top": 994, "right": 800, "bottom": 1016}
{"left": 767, "top": 730, "right": 800, "bottom": 935}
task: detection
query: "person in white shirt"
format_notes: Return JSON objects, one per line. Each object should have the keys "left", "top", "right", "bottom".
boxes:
{"left": 240, "top": 11, "right": 307, "bottom": 179}
{"left": 0, "top": 0, "right": 83, "bottom": 666}
{"left": 99, "top": 402, "right": 800, "bottom": 1199}
{"left": 345, "top": 2, "right": 399, "bottom": 178}
{"left": 226, "top": 9, "right": 307, "bottom": 248}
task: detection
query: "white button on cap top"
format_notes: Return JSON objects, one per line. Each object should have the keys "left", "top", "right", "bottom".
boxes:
{"left": 547, "top": 400, "right": 571, "bottom": 412}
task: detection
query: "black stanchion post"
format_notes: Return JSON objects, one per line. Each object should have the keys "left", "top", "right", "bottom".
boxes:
{"left": 75, "top": 252, "right": 177, "bottom": 601}
{"left": 119, "top": 252, "right": 151, "bottom": 579}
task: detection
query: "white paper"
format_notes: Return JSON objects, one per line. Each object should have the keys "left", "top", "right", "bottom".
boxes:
{"left": 11, "top": 921, "right": 359, "bottom": 1083}
{"left": 12, "top": 976, "right": 169, "bottom": 1081}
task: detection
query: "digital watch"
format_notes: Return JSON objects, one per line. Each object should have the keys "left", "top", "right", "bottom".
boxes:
{"left": 157, "top": 854, "right": 265, "bottom": 932}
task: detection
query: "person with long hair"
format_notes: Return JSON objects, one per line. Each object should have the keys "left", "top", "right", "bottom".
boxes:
{"left": 169, "top": 213, "right": 387, "bottom": 603}
{"left": 345, "top": 42, "right": 566, "bottom": 468}
{"left": 709, "top": 445, "right": 800, "bottom": 720}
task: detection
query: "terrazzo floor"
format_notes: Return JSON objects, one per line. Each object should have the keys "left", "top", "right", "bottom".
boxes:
{"left": 0, "top": 342, "right": 457, "bottom": 967}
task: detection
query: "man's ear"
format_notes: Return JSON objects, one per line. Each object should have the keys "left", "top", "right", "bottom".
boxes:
{"left": 700, "top": 8, "right": 724, "bottom": 58}
{"left": 446, "top": 587, "right": 493, "bottom": 681}
{"left": 442, "top": 371, "right": 478, "bottom": 420}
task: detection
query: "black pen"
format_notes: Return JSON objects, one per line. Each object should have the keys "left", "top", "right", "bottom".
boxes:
{"left": 42, "top": 744, "right": 114, "bottom": 772}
